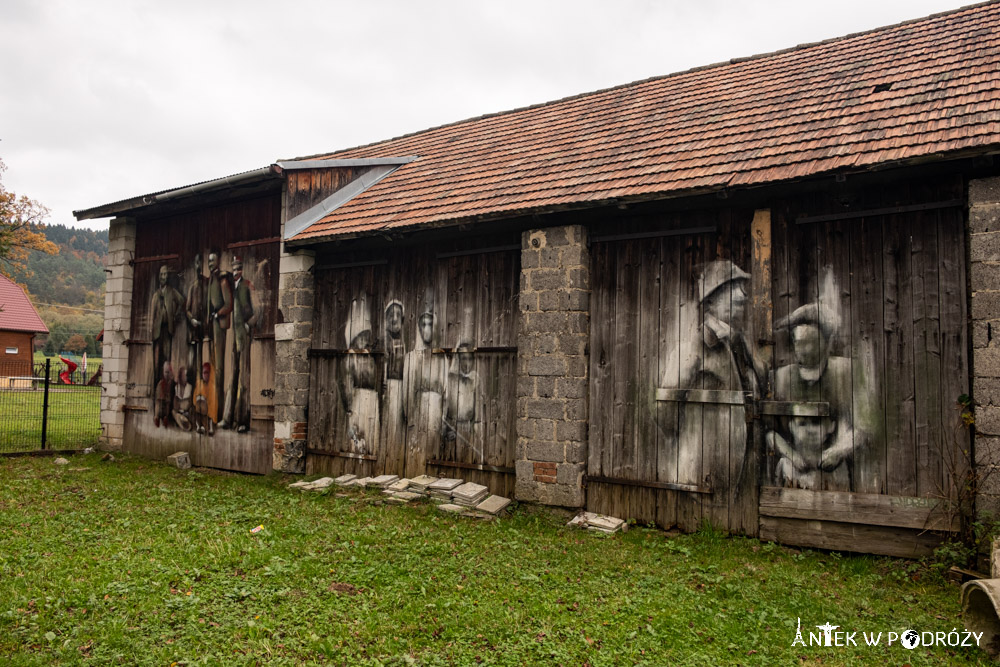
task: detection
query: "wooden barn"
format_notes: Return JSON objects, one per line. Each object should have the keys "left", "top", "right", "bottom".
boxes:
{"left": 77, "top": 3, "right": 1000, "bottom": 558}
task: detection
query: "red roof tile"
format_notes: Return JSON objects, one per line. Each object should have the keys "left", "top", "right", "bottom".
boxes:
{"left": 292, "top": 2, "right": 1000, "bottom": 242}
{"left": 0, "top": 275, "right": 49, "bottom": 334}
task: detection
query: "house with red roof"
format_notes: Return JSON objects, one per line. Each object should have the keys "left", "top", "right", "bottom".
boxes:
{"left": 75, "top": 2, "right": 1000, "bottom": 557}
{"left": 0, "top": 274, "right": 48, "bottom": 376}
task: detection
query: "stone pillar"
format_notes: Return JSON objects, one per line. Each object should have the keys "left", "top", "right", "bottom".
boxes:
{"left": 100, "top": 216, "right": 136, "bottom": 451}
{"left": 272, "top": 228, "right": 315, "bottom": 473}
{"left": 515, "top": 224, "right": 590, "bottom": 507}
{"left": 971, "top": 176, "right": 1000, "bottom": 514}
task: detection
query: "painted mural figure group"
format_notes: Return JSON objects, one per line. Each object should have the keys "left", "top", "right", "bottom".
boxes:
{"left": 661, "top": 260, "right": 871, "bottom": 492}
{"left": 338, "top": 292, "right": 479, "bottom": 461}
{"left": 150, "top": 252, "right": 258, "bottom": 435}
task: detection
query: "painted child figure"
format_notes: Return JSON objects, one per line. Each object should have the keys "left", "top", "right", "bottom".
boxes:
{"left": 193, "top": 362, "right": 217, "bottom": 435}
{"left": 172, "top": 366, "right": 194, "bottom": 431}
{"left": 154, "top": 361, "right": 175, "bottom": 428}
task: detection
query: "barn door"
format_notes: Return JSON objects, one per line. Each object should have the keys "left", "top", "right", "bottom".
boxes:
{"left": 307, "top": 241, "right": 520, "bottom": 497}
{"left": 587, "top": 211, "right": 759, "bottom": 535}
{"left": 756, "top": 188, "right": 968, "bottom": 558}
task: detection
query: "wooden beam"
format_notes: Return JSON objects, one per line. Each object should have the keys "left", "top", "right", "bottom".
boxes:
{"left": 585, "top": 474, "right": 712, "bottom": 494}
{"left": 756, "top": 400, "right": 830, "bottom": 417}
{"left": 427, "top": 459, "right": 515, "bottom": 474}
{"left": 750, "top": 209, "right": 773, "bottom": 367}
{"left": 758, "top": 486, "right": 959, "bottom": 531}
{"left": 759, "top": 516, "right": 946, "bottom": 559}
{"left": 795, "top": 199, "right": 964, "bottom": 225}
{"left": 655, "top": 388, "right": 746, "bottom": 405}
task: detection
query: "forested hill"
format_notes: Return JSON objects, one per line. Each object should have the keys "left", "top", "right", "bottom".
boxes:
{"left": 14, "top": 224, "right": 108, "bottom": 310}
{"left": 8, "top": 224, "right": 108, "bottom": 356}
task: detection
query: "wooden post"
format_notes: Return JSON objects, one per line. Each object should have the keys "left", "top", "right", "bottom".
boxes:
{"left": 751, "top": 209, "right": 773, "bottom": 374}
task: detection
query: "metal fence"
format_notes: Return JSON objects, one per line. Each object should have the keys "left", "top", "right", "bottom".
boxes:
{"left": 0, "top": 359, "right": 102, "bottom": 453}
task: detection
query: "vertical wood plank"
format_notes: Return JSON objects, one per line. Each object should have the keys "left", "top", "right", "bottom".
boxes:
{"left": 912, "top": 212, "right": 943, "bottom": 498}
{"left": 850, "top": 216, "right": 886, "bottom": 495}
{"left": 883, "top": 214, "right": 917, "bottom": 497}
{"left": 938, "top": 207, "right": 971, "bottom": 504}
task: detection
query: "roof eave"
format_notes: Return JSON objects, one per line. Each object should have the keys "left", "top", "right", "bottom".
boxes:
{"left": 73, "top": 164, "right": 284, "bottom": 221}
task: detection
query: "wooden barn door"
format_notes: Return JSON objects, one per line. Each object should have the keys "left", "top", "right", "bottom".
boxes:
{"left": 757, "top": 184, "right": 968, "bottom": 558}
{"left": 123, "top": 197, "right": 279, "bottom": 474}
{"left": 587, "top": 211, "right": 760, "bottom": 535}
{"left": 307, "top": 242, "right": 520, "bottom": 496}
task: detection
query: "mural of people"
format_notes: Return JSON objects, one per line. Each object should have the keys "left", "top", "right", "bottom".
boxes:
{"left": 206, "top": 252, "right": 233, "bottom": 425}
{"left": 660, "top": 260, "right": 763, "bottom": 486}
{"left": 154, "top": 361, "right": 175, "bottom": 428}
{"left": 441, "top": 341, "right": 478, "bottom": 461}
{"left": 185, "top": 253, "right": 207, "bottom": 374}
{"left": 150, "top": 264, "right": 184, "bottom": 395}
{"left": 381, "top": 300, "right": 406, "bottom": 455}
{"left": 403, "top": 293, "right": 447, "bottom": 467}
{"left": 193, "top": 362, "right": 217, "bottom": 435}
{"left": 342, "top": 295, "right": 379, "bottom": 454}
{"left": 172, "top": 366, "right": 193, "bottom": 432}
{"left": 224, "top": 256, "right": 256, "bottom": 433}
{"left": 766, "top": 281, "right": 871, "bottom": 491}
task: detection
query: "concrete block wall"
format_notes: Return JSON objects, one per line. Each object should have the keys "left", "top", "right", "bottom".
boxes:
{"left": 100, "top": 216, "right": 136, "bottom": 450}
{"left": 514, "top": 224, "right": 590, "bottom": 507}
{"left": 272, "top": 225, "right": 315, "bottom": 473}
{"left": 972, "top": 176, "right": 1000, "bottom": 514}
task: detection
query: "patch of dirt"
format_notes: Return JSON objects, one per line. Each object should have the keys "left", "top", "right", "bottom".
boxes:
{"left": 328, "top": 582, "right": 360, "bottom": 595}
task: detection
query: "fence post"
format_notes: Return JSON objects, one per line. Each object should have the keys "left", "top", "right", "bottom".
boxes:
{"left": 41, "top": 358, "right": 50, "bottom": 450}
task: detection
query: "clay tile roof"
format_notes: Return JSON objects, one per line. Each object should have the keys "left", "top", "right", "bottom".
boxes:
{"left": 291, "top": 1, "right": 1000, "bottom": 242}
{"left": 0, "top": 275, "right": 49, "bottom": 334}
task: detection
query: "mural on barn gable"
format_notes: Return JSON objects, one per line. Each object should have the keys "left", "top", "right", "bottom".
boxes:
{"left": 142, "top": 250, "right": 263, "bottom": 437}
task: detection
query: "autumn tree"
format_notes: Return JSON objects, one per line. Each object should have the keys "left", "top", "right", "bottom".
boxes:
{"left": 0, "top": 158, "right": 57, "bottom": 279}
{"left": 64, "top": 334, "right": 87, "bottom": 354}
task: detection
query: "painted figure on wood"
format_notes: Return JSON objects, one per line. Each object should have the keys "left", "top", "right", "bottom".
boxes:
{"left": 193, "top": 362, "right": 217, "bottom": 435}
{"left": 154, "top": 361, "right": 175, "bottom": 427}
{"left": 403, "top": 293, "right": 447, "bottom": 467}
{"left": 150, "top": 264, "right": 184, "bottom": 395}
{"left": 172, "top": 365, "right": 193, "bottom": 431}
{"left": 222, "top": 256, "right": 256, "bottom": 433}
{"left": 185, "top": 253, "right": 207, "bottom": 374}
{"left": 381, "top": 300, "right": 406, "bottom": 455}
{"left": 766, "top": 280, "right": 872, "bottom": 491}
{"left": 660, "top": 260, "right": 763, "bottom": 487}
{"left": 342, "top": 295, "right": 379, "bottom": 454}
{"left": 441, "top": 341, "right": 479, "bottom": 461}
{"left": 206, "top": 252, "right": 233, "bottom": 425}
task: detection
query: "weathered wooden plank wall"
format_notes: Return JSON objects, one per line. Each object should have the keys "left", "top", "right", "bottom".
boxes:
{"left": 587, "top": 210, "right": 754, "bottom": 534}
{"left": 124, "top": 194, "right": 281, "bottom": 473}
{"left": 307, "top": 238, "right": 520, "bottom": 497}
{"left": 587, "top": 175, "right": 970, "bottom": 556}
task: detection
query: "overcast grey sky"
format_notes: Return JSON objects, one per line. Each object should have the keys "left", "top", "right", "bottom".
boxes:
{"left": 0, "top": 0, "right": 972, "bottom": 231}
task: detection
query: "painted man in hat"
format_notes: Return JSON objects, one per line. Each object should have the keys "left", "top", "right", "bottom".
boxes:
{"left": 766, "top": 297, "right": 871, "bottom": 491}
{"left": 342, "top": 295, "right": 379, "bottom": 453}
{"left": 660, "top": 259, "right": 763, "bottom": 498}
{"left": 403, "top": 291, "right": 447, "bottom": 471}
{"left": 206, "top": 251, "right": 232, "bottom": 425}
{"left": 226, "top": 255, "right": 256, "bottom": 433}
{"left": 150, "top": 264, "right": 184, "bottom": 396}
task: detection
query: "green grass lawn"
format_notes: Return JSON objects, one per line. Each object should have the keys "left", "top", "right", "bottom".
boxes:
{"left": 0, "top": 454, "right": 990, "bottom": 666}
{"left": 0, "top": 388, "right": 101, "bottom": 452}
